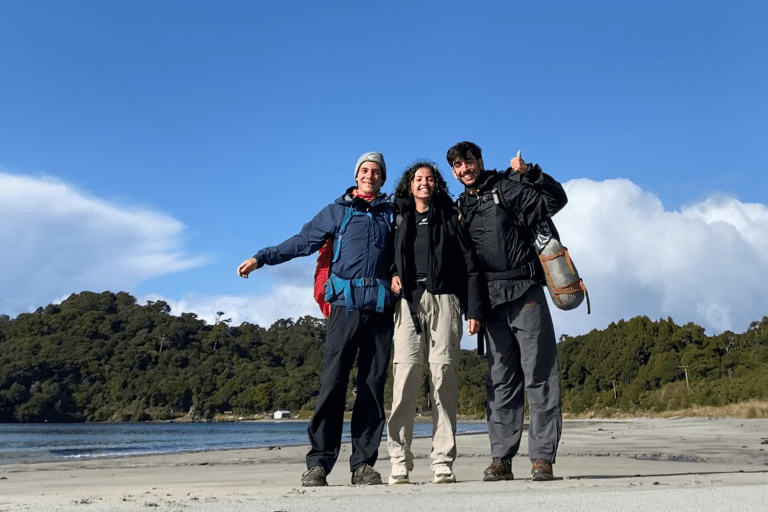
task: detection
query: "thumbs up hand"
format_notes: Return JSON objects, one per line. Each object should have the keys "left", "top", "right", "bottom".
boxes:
{"left": 510, "top": 150, "right": 527, "bottom": 173}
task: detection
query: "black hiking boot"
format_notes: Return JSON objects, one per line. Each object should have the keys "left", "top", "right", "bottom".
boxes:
{"left": 302, "top": 466, "right": 328, "bottom": 487}
{"left": 530, "top": 458, "right": 554, "bottom": 481}
{"left": 351, "top": 464, "right": 382, "bottom": 485}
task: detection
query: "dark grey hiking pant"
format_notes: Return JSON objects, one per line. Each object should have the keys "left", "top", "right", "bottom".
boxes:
{"left": 484, "top": 285, "right": 562, "bottom": 463}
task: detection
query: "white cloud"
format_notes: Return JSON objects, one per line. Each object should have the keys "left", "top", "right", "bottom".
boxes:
{"left": 0, "top": 172, "right": 207, "bottom": 316}
{"left": 551, "top": 179, "right": 768, "bottom": 338}
{"left": 142, "top": 284, "right": 322, "bottom": 329}
{"left": 147, "top": 258, "right": 326, "bottom": 327}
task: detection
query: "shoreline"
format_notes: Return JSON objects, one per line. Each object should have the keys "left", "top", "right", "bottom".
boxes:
{"left": 2, "top": 418, "right": 767, "bottom": 511}
{"left": 0, "top": 419, "right": 489, "bottom": 468}
{"left": 1, "top": 417, "right": 758, "bottom": 469}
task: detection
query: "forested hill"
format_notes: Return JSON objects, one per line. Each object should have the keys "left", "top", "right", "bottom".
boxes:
{"left": 0, "top": 292, "right": 328, "bottom": 422}
{"left": 558, "top": 315, "right": 768, "bottom": 414}
{"left": 1, "top": 291, "right": 766, "bottom": 423}
{"left": 0, "top": 291, "right": 484, "bottom": 422}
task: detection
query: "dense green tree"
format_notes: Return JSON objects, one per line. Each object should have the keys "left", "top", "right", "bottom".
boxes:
{"left": 558, "top": 315, "right": 768, "bottom": 414}
{"left": 0, "top": 292, "right": 328, "bottom": 422}
{"left": 2, "top": 292, "right": 767, "bottom": 422}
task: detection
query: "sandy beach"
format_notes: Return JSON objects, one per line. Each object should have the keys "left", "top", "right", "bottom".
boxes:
{"left": 2, "top": 417, "right": 767, "bottom": 511}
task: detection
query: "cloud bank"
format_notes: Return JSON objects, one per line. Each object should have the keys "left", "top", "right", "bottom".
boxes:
{"left": 549, "top": 178, "right": 768, "bottom": 338}
{"left": 4, "top": 172, "right": 766, "bottom": 348}
{"left": 0, "top": 172, "right": 206, "bottom": 315}
{"left": 141, "top": 259, "right": 323, "bottom": 327}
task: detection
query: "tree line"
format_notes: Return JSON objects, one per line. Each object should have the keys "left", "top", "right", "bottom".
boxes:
{"left": 559, "top": 315, "right": 768, "bottom": 415}
{"left": 0, "top": 291, "right": 766, "bottom": 422}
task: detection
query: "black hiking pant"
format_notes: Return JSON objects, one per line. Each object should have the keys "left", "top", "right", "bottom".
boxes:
{"left": 306, "top": 304, "right": 394, "bottom": 475}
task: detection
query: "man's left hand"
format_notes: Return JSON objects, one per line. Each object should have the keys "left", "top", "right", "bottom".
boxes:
{"left": 510, "top": 150, "right": 526, "bottom": 173}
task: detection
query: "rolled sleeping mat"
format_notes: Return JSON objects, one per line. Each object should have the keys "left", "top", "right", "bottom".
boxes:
{"left": 538, "top": 237, "right": 590, "bottom": 313}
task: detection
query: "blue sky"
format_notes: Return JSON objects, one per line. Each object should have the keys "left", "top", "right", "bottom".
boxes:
{"left": 2, "top": 0, "right": 767, "bottom": 346}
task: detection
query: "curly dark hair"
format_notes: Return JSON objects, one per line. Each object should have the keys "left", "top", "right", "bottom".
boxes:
{"left": 394, "top": 160, "right": 450, "bottom": 199}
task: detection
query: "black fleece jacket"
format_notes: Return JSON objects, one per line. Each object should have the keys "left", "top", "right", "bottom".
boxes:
{"left": 457, "top": 164, "right": 568, "bottom": 308}
{"left": 391, "top": 190, "right": 484, "bottom": 322}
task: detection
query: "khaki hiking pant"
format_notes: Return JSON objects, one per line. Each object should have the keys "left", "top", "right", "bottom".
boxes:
{"left": 387, "top": 292, "right": 461, "bottom": 476}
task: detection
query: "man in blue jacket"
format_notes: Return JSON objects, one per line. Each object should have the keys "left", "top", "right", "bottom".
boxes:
{"left": 448, "top": 141, "right": 568, "bottom": 482}
{"left": 238, "top": 152, "right": 396, "bottom": 487}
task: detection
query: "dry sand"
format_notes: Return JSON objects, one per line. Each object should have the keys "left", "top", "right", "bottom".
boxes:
{"left": 1, "top": 417, "right": 767, "bottom": 511}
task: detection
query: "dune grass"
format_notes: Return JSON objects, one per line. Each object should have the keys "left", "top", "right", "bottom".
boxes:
{"left": 564, "top": 399, "right": 768, "bottom": 420}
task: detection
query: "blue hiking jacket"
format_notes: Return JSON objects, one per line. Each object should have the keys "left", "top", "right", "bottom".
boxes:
{"left": 255, "top": 187, "right": 395, "bottom": 313}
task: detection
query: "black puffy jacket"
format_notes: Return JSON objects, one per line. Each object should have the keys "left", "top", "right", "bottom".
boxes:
{"left": 456, "top": 165, "right": 568, "bottom": 308}
{"left": 391, "top": 190, "right": 484, "bottom": 322}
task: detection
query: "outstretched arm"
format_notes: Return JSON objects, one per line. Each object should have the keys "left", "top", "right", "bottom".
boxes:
{"left": 238, "top": 203, "right": 339, "bottom": 279}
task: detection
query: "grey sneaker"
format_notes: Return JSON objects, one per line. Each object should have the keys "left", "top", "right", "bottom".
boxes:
{"left": 351, "top": 464, "right": 382, "bottom": 485}
{"left": 483, "top": 457, "right": 514, "bottom": 481}
{"left": 433, "top": 471, "right": 457, "bottom": 484}
{"left": 530, "top": 458, "right": 554, "bottom": 481}
{"left": 388, "top": 473, "right": 409, "bottom": 485}
{"left": 302, "top": 466, "right": 328, "bottom": 487}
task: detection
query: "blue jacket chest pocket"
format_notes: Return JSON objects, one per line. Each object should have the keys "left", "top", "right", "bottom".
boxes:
{"left": 324, "top": 205, "right": 394, "bottom": 313}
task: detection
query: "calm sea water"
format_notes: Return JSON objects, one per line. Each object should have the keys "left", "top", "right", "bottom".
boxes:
{"left": 0, "top": 421, "right": 487, "bottom": 465}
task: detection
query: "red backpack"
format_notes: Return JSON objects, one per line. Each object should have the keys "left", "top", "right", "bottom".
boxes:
{"left": 313, "top": 238, "right": 333, "bottom": 318}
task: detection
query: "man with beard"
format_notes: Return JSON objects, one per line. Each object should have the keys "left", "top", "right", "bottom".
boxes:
{"left": 447, "top": 141, "right": 568, "bottom": 482}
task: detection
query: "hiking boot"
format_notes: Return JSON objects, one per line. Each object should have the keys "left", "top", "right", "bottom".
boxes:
{"left": 388, "top": 472, "right": 410, "bottom": 485}
{"left": 351, "top": 464, "right": 382, "bottom": 485}
{"left": 302, "top": 466, "right": 328, "bottom": 487}
{"left": 483, "top": 457, "right": 514, "bottom": 481}
{"left": 530, "top": 459, "right": 554, "bottom": 481}
{"left": 433, "top": 471, "right": 457, "bottom": 484}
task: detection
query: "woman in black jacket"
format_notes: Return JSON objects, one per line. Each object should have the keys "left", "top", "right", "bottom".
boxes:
{"left": 386, "top": 160, "right": 483, "bottom": 485}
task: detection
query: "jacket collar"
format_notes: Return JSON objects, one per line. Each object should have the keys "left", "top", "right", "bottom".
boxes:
{"left": 463, "top": 170, "right": 500, "bottom": 195}
{"left": 394, "top": 190, "right": 453, "bottom": 214}
{"left": 340, "top": 187, "right": 389, "bottom": 209}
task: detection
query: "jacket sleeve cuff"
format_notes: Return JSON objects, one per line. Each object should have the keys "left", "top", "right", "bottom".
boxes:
{"left": 524, "top": 163, "right": 543, "bottom": 182}
{"left": 252, "top": 253, "right": 266, "bottom": 268}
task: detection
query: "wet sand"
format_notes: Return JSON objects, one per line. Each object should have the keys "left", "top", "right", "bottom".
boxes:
{"left": 2, "top": 417, "right": 767, "bottom": 511}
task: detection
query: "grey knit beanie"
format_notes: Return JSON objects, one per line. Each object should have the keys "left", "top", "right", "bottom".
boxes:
{"left": 354, "top": 152, "right": 386, "bottom": 184}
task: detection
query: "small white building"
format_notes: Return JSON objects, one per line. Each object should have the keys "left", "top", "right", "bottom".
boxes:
{"left": 273, "top": 409, "right": 291, "bottom": 419}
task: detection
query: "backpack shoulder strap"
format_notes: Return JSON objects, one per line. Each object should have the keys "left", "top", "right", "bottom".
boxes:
{"left": 456, "top": 195, "right": 470, "bottom": 228}
{"left": 332, "top": 205, "right": 354, "bottom": 263}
